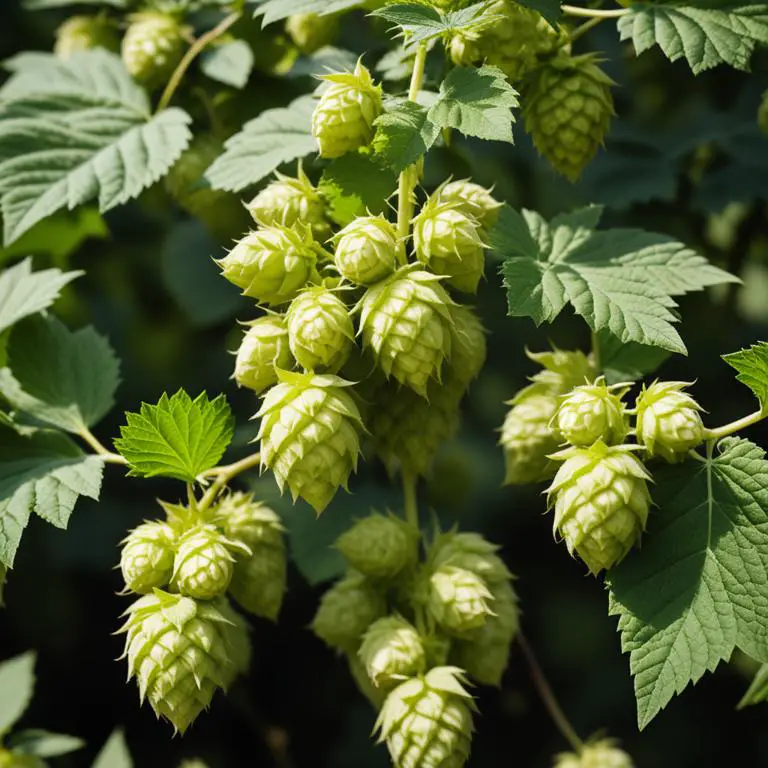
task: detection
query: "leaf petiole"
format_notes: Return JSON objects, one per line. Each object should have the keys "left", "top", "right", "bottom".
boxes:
{"left": 704, "top": 409, "right": 767, "bottom": 441}
{"left": 561, "top": 5, "right": 630, "bottom": 19}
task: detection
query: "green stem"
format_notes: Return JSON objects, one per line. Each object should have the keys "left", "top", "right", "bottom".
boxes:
{"left": 402, "top": 470, "right": 419, "bottom": 528}
{"left": 569, "top": 15, "right": 605, "bottom": 43}
{"left": 197, "top": 451, "right": 262, "bottom": 513}
{"left": 517, "top": 631, "right": 584, "bottom": 754}
{"left": 703, "top": 409, "right": 766, "bottom": 441}
{"left": 78, "top": 428, "right": 127, "bottom": 465}
{"left": 590, "top": 330, "right": 601, "bottom": 373}
{"left": 561, "top": 4, "right": 630, "bottom": 18}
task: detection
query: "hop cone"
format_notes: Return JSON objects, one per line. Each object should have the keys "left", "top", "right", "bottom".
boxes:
{"left": 286, "top": 286, "right": 354, "bottom": 372}
{"left": 428, "top": 565, "right": 494, "bottom": 635}
{"left": 759, "top": 90, "right": 768, "bottom": 137}
{"left": 54, "top": 15, "right": 119, "bottom": 59}
{"left": 333, "top": 215, "right": 397, "bottom": 285}
{"left": 312, "top": 60, "right": 383, "bottom": 158}
{"left": 246, "top": 167, "right": 330, "bottom": 241}
{"left": 412, "top": 196, "right": 485, "bottom": 294}
{"left": 527, "top": 348, "right": 596, "bottom": 393}
{"left": 358, "top": 267, "right": 455, "bottom": 396}
{"left": 359, "top": 615, "right": 426, "bottom": 688}
{"left": 0, "top": 752, "right": 46, "bottom": 768}
{"left": 229, "top": 543, "right": 287, "bottom": 621}
{"left": 337, "top": 513, "right": 419, "bottom": 580}
{"left": 217, "top": 598, "right": 253, "bottom": 687}
{"left": 122, "top": 12, "right": 187, "bottom": 90}
{"left": 555, "top": 378, "right": 628, "bottom": 447}
{"left": 120, "top": 591, "right": 240, "bottom": 733}
{"left": 375, "top": 666, "right": 475, "bottom": 768}
{"left": 120, "top": 520, "right": 176, "bottom": 594}
{"left": 436, "top": 180, "right": 501, "bottom": 234}
{"left": 547, "top": 442, "right": 652, "bottom": 574}
{"left": 215, "top": 492, "right": 284, "bottom": 550}
{"left": 312, "top": 572, "right": 386, "bottom": 652}
{"left": 523, "top": 52, "right": 615, "bottom": 182}
{"left": 218, "top": 225, "right": 318, "bottom": 306}
{"left": 285, "top": 12, "right": 340, "bottom": 54}
{"left": 555, "top": 739, "right": 635, "bottom": 768}
{"left": 635, "top": 381, "right": 704, "bottom": 463}
{"left": 233, "top": 315, "right": 293, "bottom": 394}
{"left": 449, "top": 305, "right": 487, "bottom": 387}
{"left": 257, "top": 371, "right": 364, "bottom": 513}
{"left": 173, "top": 524, "right": 250, "bottom": 600}
{"left": 430, "top": 531, "right": 512, "bottom": 585}
{"left": 348, "top": 653, "right": 388, "bottom": 709}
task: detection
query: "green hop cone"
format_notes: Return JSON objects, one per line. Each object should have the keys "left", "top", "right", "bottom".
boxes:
{"left": 430, "top": 531, "right": 512, "bottom": 585}
{"left": 436, "top": 179, "right": 501, "bottom": 234}
{"left": 312, "top": 59, "right": 383, "bottom": 158}
{"left": 555, "top": 738, "right": 635, "bottom": 768}
{"left": 246, "top": 166, "right": 330, "bottom": 242}
{"left": 0, "top": 751, "right": 46, "bottom": 768}
{"left": 449, "top": 305, "right": 487, "bottom": 387}
{"left": 375, "top": 666, "right": 475, "bottom": 768}
{"left": 336, "top": 512, "right": 419, "bottom": 580}
{"left": 427, "top": 565, "right": 494, "bottom": 635}
{"left": 229, "top": 542, "right": 287, "bottom": 621}
{"left": 218, "top": 225, "right": 318, "bottom": 306}
{"left": 333, "top": 215, "right": 398, "bottom": 285}
{"left": 759, "top": 90, "right": 768, "bottom": 137}
{"left": 257, "top": 371, "right": 364, "bottom": 514}
{"left": 546, "top": 441, "right": 652, "bottom": 574}
{"left": 215, "top": 492, "right": 285, "bottom": 550}
{"left": 217, "top": 598, "right": 253, "bottom": 686}
{"left": 412, "top": 196, "right": 486, "bottom": 294}
{"left": 359, "top": 615, "right": 426, "bottom": 688}
{"left": 358, "top": 266, "right": 455, "bottom": 396}
{"left": 312, "top": 572, "right": 386, "bottom": 652}
{"left": 173, "top": 524, "right": 250, "bottom": 600}
{"left": 348, "top": 652, "right": 388, "bottom": 709}
{"left": 527, "top": 348, "right": 596, "bottom": 393}
{"left": 523, "top": 52, "right": 616, "bottom": 182}
{"left": 122, "top": 12, "right": 187, "bottom": 91}
{"left": 635, "top": 381, "right": 705, "bottom": 463}
{"left": 285, "top": 286, "right": 355, "bottom": 373}
{"left": 121, "top": 520, "right": 177, "bottom": 594}
{"left": 285, "top": 12, "right": 340, "bottom": 54}
{"left": 555, "top": 378, "right": 629, "bottom": 447}
{"left": 120, "top": 591, "right": 240, "bottom": 733}
{"left": 233, "top": 315, "right": 293, "bottom": 394}
{"left": 54, "top": 15, "right": 119, "bottom": 59}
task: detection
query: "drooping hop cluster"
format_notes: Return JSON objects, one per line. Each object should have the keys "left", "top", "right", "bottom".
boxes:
{"left": 285, "top": 12, "right": 340, "bottom": 54}
{"left": 54, "top": 14, "right": 119, "bottom": 59}
{"left": 554, "top": 377, "right": 629, "bottom": 447}
{"left": 554, "top": 738, "right": 635, "bottom": 768}
{"left": 117, "top": 493, "right": 287, "bottom": 731}
{"left": 121, "top": 11, "right": 187, "bottom": 90}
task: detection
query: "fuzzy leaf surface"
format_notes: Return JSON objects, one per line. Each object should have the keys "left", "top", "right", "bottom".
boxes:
{"left": 0, "top": 652, "right": 35, "bottom": 736}
{"left": 722, "top": 342, "right": 768, "bottom": 410}
{"left": 372, "top": 100, "right": 440, "bottom": 172}
{"left": 92, "top": 730, "right": 132, "bottom": 768}
{"left": 608, "top": 438, "right": 768, "bottom": 728}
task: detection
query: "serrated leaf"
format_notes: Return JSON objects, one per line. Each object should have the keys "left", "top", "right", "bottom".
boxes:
{"left": 608, "top": 438, "right": 768, "bottom": 728}
{"left": 0, "top": 258, "right": 81, "bottom": 335}
{"left": 428, "top": 65, "right": 518, "bottom": 143}
{"left": 722, "top": 342, "right": 768, "bottom": 410}
{"left": 0, "top": 51, "right": 192, "bottom": 245}
{"left": 598, "top": 330, "right": 671, "bottom": 383}
{"left": 205, "top": 96, "right": 316, "bottom": 193}
{"left": 618, "top": 2, "right": 768, "bottom": 75}
{"left": 492, "top": 205, "right": 738, "bottom": 353}
{"left": 114, "top": 391, "right": 234, "bottom": 482}
{"left": 372, "top": 100, "right": 440, "bottom": 173}
{"left": 0, "top": 315, "right": 120, "bottom": 433}
{"left": 370, "top": 2, "right": 492, "bottom": 45}
{"left": 92, "top": 729, "right": 132, "bottom": 768}
{"left": 0, "top": 652, "right": 35, "bottom": 735}
{"left": 200, "top": 39, "right": 254, "bottom": 89}
{"left": 251, "top": 0, "right": 361, "bottom": 26}
{"left": 8, "top": 730, "right": 85, "bottom": 757}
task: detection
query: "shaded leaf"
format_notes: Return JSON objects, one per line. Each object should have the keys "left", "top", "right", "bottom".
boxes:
{"left": 0, "top": 652, "right": 35, "bottom": 735}
{"left": 722, "top": 342, "right": 768, "bottom": 410}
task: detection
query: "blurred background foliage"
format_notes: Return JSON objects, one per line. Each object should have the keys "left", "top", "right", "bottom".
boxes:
{"left": 1, "top": 1, "right": 768, "bottom": 766}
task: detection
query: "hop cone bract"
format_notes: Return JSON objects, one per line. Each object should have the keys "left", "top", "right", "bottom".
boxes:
{"left": 359, "top": 615, "right": 426, "bottom": 688}
{"left": 555, "top": 378, "right": 628, "bottom": 447}
{"left": 285, "top": 12, "right": 339, "bottom": 54}
{"left": 555, "top": 739, "right": 635, "bottom": 768}
{"left": 449, "top": 305, "right": 487, "bottom": 387}
{"left": 229, "top": 543, "right": 287, "bottom": 621}
{"left": 120, "top": 520, "right": 176, "bottom": 594}
{"left": 430, "top": 531, "right": 512, "bottom": 585}
{"left": 233, "top": 315, "right": 292, "bottom": 393}
{"left": 547, "top": 442, "right": 652, "bottom": 574}
{"left": 122, "top": 12, "right": 187, "bottom": 90}
{"left": 215, "top": 492, "right": 284, "bottom": 550}
{"left": 333, "top": 215, "right": 397, "bottom": 285}
{"left": 428, "top": 565, "right": 494, "bottom": 635}
{"left": 436, "top": 180, "right": 501, "bottom": 234}
{"left": 54, "top": 15, "right": 119, "bottom": 59}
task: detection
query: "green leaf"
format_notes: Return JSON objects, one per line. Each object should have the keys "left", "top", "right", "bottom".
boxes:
{"left": 114, "top": 391, "right": 235, "bottom": 482}
{"left": 492, "top": 205, "right": 738, "bottom": 353}
{"left": 598, "top": 330, "right": 671, "bottom": 383}
{"left": 0, "top": 315, "right": 120, "bottom": 433}
{"left": 722, "top": 342, "right": 768, "bottom": 411}
{"left": 369, "top": 2, "right": 493, "bottom": 45}
{"left": 617, "top": 2, "right": 768, "bottom": 75}
{"left": 318, "top": 153, "right": 397, "bottom": 227}
{"left": 515, "top": 0, "right": 561, "bottom": 26}
{"left": 372, "top": 100, "right": 440, "bottom": 173}
{"left": 428, "top": 65, "right": 518, "bottom": 143}
{"left": 23, "top": 0, "right": 128, "bottom": 7}
{"left": 608, "top": 438, "right": 768, "bottom": 728}
{"left": 0, "top": 51, "right": 192, "bottom": 245}
{"left": 205, "top": 96, "right": 316, "bottom": 193}
{"left": 0, "top": 258, "right": 81, "bottom": 335}
{"left": 200, "top": 39, "right": 254, "bottom": 89}
{"left": 0, "top": 652, "right": 35, "bottom": 735}
{"left": 738, "top": 663, "right": 768, "bottom": 708}
{"left": 92, "top": 729, "right": 132, "bottom": 768}
{"left": 7, "top": 729, "right": 85, "bottom": 757}
{"left": 251, "top": 0, "right": 361, "bottom": 26}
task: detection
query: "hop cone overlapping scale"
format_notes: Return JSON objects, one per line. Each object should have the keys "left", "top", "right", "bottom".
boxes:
{"left": 233, "top": 315, "right": 293, "bottom": 394}
{"left": 555, "top": 378, "right": 629, "bottom": 447}
{"left": 120, "top": 520, "right": 177, "bottom": 594}
{"left": 555, "top": 739, "right": 635, "bottom": 768}
{"left": 333, "top": 215, "right": 398, "bottom": 285}
{"left": 359, "top": 615, "right": 427, "bottom": 688}
{"left": 285, "top": 12, "right": 340, "bottom": 55}
{"left": 121, "top": 11, "right": 187, "bottom": 90}
{"left": 54, "top": 14, "right": 119, "bottom": 59}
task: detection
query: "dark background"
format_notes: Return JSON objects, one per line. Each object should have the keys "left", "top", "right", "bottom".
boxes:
{"left": 1, "top": 2, "right": 768, "bottom": 766}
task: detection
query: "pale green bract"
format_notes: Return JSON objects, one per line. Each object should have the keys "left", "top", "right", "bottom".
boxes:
{"left": 555, "top": 379, "right": 629, "bottom": 447}
{"left": 121, "top": 12, "right": 186, "bottom": 90}
{"left": 333, "top": 215, "right": 398, "bottom": 286}
{"left": 427, "top": 564, "right": 494, "bottom": 635}
{"left": 120, "top": 520, "right": 177, "bottom": 594}
{"left": 359, "top": 615, "right": 426, "bottom": 688}
{"left": 233, "top": 316, "right": 293, "bottom": 394}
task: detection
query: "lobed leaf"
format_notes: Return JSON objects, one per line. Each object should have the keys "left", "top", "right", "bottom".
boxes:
{"left": 372, "top": 100, "right": 440, "bottom": 173}
{"left": 250, "top": 0, "right": 362, "bottom": 26}
{"left": 598, "top": 331, "right": 671, "bottom": 384}
{"left": 722, "top": 342, "right": 768, "bottom": 411}
{"left": 200, "top": 39, "right": 255, "bottom": 89}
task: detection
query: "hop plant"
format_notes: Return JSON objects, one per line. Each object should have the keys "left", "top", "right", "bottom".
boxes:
{"left": 333, "top": 215, "right": 398, "bottom": 285}
{"left": 554, "top": 739, "right": 635, "bottom": 768}
{"left": 257, "top": 371, "right": 364, "bottom": 513}
{"left": 120, "top": 520, "right": 177, "bottom": 594}
{"left": 635, "top": 381, "right": 705, "bottom": 463}
{"left": 285, "top": 12, "right": 340, "bottom": 54}
{"left": 245, "top": 167, "right": 330, "bottom": 242}
{"left": 430, "top": 531, "right": 512, "bottom": 585}
{"left": 523, "top": 52, "right": 616, "bottom": 181}
{"left": 233, "top": 315, "right": 293, "bottom": 394}
{"left": 759, "top": 89, "right": 768, "bottom": 137}
{"left": 412, "top": 196, "right": 486, "bottom": 294}
{"left": 215, "top": 492, "right": 285, "bottom": 550}
{"left": 427, "top": 565, "right": 494, "bottom": 635}
{"left": 312, "top": 572, "right": 387, "bottom": 652}
{"left": 358, "top": 267, "right": 455, "bottom": 396}
{"left": 547, "top": 442, "right": 652, "bottom": 574}
{"left": 121, "top": 12, "right": 187, "bottom": 90}
{"left": 218, "top": 225, "right": 319, "bottom": 306}
{"left": 359, "top": 615, "right": 426, "bottom": 688}
{"left": 436, "top": 180, "right": 501, "bottom": 234}
{"left": 229, "top": 542, "right": 287, "bottom": 621}
{"left": 555, "top": 378, "right": 629, "bottom": 447}
{"left": 312, "top": 60, "right": 383, "bottom": 158}
{"left": 337, "top": 513, "right": 419, "bottom": 580}
{"left": 0, "top": 751, "right": 46, "bottom": 768}
{"left": 449, "top": 305, "right": 487, "bottom": 386}
{"left": 375, "top": 666, "right": 475, "bottom": 768}
{"left": 54, "top": 15, "right": 119, "bottom": 59}
{"left": 285, "top": 286, "right": 355, "bottom": 373}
